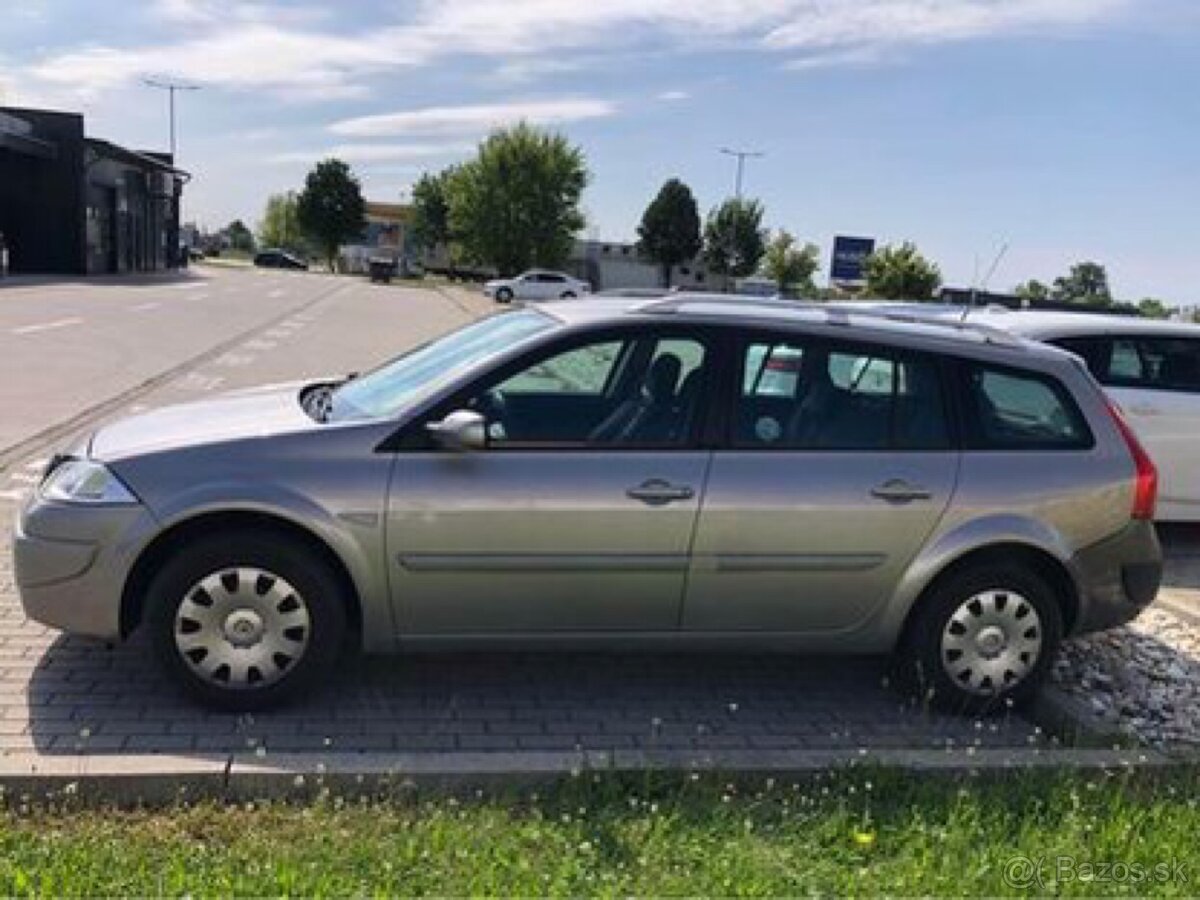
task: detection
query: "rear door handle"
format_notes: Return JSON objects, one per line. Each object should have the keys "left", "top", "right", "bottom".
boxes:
{"left": 627, "top": 479, "right": 695, "bottom": 505}
{"left": 870, "top": 479, "right": 932, "bottom": 503}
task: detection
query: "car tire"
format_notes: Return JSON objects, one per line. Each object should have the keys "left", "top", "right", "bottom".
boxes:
{"left": 495, "top": 287, "right": 513, "bottom": 303}
{"left": 893, "top": 562, "right": 1063, "bottom": 714}
{"left": 146, "top": 530, "right": 347, "bottom": 711}
{"left": 560, "top": 291, "right": 576, "bottom": 299}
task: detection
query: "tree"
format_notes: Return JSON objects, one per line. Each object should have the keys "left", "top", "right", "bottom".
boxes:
{"left": 636, "top": 178, "right": 702, "bottom": 288}
{"left": 447, "top": 123, "right": 588, "bottom": 275}
{"left": 863, "top": 242, "right": 942, "bottom": 300}
{"left": 296, "top": 158, "right": 366, "bottom": 271}
{"left": 257, "top": 192, "right": 301, "bottom": 252}
{"left": 1014, "top": 279, "right": 1050, "bottom": 303}
{"left": 703, "top": 198, "right": 766, "bottom": 287}
{"left": 1052, "top": 261, "right": 1111, "bottom": 307}
{"left": 225, "top": 219, "right": 255, "bottom": 253}
{"left": 410, "top": 169, "right": 455, "bottom": 252}
{"left": 1137, "top": 297, "right": 1171, "bottom": 319}
{"left": 761, "top": 230, "right": 820, "bottom": 296}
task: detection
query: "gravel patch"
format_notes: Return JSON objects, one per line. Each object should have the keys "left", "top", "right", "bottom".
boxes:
{"left": 1052, "top": 606, "right": 1200, "bottom": 753}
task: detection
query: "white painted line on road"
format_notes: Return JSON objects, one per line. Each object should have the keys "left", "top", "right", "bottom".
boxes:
{"left": 189, "top": 293, "right": 211, "bottom": 302}
{"left": 9, "top": 472, "right": 39, "bottom": 484}
{"left": 11, "top": 317, "right": 83, "bottom": 336}
{"left": 0, "top": 489, "right": 28, "bottom": 501}
{"left": 131, "top": 302, "right": 160, "bottom": 312}
{"left": 170, "top": 282, "right": 208, "bottom": 291}
{"left": 25, "top": 459, "right": 48, "bottom": 471}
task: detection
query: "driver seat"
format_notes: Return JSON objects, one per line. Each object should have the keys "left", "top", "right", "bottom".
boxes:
{"left": 589, "top": 353, "right": 682, "bottom": 443}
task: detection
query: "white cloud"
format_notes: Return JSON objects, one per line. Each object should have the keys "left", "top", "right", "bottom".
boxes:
{"left": 765, "top": 0, "right": 1129, "bottom": 53}
{"left": 656, "top": 89, "right": 691, "bottom": 101}
{"left": 17, "top": 0, "right": 1138, "bottom": 101}
{"left": 268, "top": 142, "right": 474, "bottom": 163}
{"left": 329, "top": 99, "right": 618, "bottom": 138}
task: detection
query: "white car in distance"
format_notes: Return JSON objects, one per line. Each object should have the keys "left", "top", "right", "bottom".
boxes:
{"left": 967, "top": 309, "right": 1200, "bottom": 523}
{"left": 484, "top": 270, "right": 591, "bottom": 303}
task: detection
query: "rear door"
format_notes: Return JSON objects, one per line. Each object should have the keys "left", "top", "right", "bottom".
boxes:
{"left": 683, "top": 331, "right": 960, "bottom": 633}
{"left": 1055, "top": 334, "right": 1200, "bottom": 517}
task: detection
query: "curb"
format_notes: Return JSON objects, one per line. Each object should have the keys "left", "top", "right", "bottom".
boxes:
{"left": 0, "top": 745, "right": 1178, "bottom": 806}
{"left": 1028, "top": 684, "right": 1133, "bottom": 748}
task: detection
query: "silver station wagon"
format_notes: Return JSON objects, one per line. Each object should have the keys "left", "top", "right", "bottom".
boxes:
{"left": 14, "top": 296, "right": 1162, "bottom": 711}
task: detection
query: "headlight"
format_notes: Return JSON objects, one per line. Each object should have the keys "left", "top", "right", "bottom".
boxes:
{"left": 39, "top": 460, "right": 139, "bottom": 505}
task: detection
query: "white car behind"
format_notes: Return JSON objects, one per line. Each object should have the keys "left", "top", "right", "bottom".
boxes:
{"left": 966, "top": 309, "right": 1200, "bottom": 522}
{"left": 484, "top": 270, "right": 591, "bottom": 303}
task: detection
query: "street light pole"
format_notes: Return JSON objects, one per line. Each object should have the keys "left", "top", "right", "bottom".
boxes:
{"left": 142, "top": 78, "right": 200, "bottom": 160}
{"left": 719, "top": 147, "right": 765, "bottom": 200}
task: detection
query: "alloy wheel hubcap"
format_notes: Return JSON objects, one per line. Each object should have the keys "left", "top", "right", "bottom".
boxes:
{"left": 940, "top": 589, "right": 1042, "bottom": 697}
{"left": 174, "top": 567, "right": 311, "bottom": 690}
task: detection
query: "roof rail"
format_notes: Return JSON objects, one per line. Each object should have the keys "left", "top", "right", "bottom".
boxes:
{"left": 825, "top": 305, "right": 1026, "bottom": 348}
{"left": 638, "top": 294, "right": 1025, "bottom": 348}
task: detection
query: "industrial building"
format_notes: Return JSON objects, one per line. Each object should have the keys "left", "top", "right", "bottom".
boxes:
{"left": 0, "top": 106, "right": 188, "bottom": 276}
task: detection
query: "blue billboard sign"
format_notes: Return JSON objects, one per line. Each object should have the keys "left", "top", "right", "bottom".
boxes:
{"left": 830, "top": 236, "right": 875, "bottom": 283}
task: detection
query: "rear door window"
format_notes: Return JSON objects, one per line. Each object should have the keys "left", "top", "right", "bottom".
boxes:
{"left": 961, "top": 364, "right": 1092, "bottom": 450}
{"left": 735, "top": 338, "right": 950, "bottom": 450}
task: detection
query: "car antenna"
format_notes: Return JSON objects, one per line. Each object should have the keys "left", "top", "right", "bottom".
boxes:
{"left": 961, "top": 242, "right": 1009, "bottom": 323}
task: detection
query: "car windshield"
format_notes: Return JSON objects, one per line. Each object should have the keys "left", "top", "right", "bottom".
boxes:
{"left": 326, "top": 309, "right": 555, "bottom": 422}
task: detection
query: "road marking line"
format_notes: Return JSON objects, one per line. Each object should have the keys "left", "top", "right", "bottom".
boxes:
{"left": 0, "top": 489, "right": 27, "bottom": 501}
{"left": 131, "top": 302, "right": 160, "bottom": 312}
{"left": 11, "top": 317, "right": 83, "bottom": 335}
{"left": 170, "top": 282, "right": 207, "bottom": 291}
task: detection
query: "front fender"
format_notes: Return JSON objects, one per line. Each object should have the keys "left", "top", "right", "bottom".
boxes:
{"left": 139, "top": 479, "right": 393, "bottom": 651}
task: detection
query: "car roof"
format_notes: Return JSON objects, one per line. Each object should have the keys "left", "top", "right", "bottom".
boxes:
{"left": 530, "top": 294, "right": 1069, "bottom": 361}
{"left": 959, "top": 307, "right": 1200, "bottom": 340}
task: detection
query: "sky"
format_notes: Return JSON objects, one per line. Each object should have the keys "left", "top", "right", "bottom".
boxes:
{"left": 2, "top": 0, "right": 1198, "bottom": 300}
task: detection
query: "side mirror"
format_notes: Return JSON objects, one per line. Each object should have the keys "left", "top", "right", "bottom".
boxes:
{"left": 426, "top": 409, "right": 488, "bottom": 452}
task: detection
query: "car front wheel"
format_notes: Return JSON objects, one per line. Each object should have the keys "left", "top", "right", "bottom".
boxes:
{"left": 146, "top": 531, "right": 347, "bottom": 711}
{"left": 894, "top": 562, "right": 1062, "bottom": 713}
{"left": 495, "top": 287, "right": 513, "bottom": 303}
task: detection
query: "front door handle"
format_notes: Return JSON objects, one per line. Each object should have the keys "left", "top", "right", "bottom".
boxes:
{"left": 870, "top": 479, "right": 932, "bottom": 503}
{"left": 627, "top": 479, "right": 695, "bottom": 505}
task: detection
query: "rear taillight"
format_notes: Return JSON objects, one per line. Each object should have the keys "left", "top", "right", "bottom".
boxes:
{"left": 1105, "top": 397, "right": 1157, "bottom": 520}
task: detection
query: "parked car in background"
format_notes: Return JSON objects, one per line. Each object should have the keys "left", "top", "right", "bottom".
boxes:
{"left": 14, "top": 296, "right": 1160, "bottom": 712}
{"left": 484, "top": 270, "right": 590, "bottom": 303}
{"left": 254, "top": 249, "right": 308, "bottom": 270}
{"left": 961, "top": 309, "right": 1200, "bottom": 523}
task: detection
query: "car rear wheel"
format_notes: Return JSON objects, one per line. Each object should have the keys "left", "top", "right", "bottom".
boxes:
{"left": 495, "top": 287, "right": 513, "bottom": 303}
{"left": 146, "top": 531, "right": 347, "bottom": 711}
{"left": 894, "top": 562, "right": 1062, "bottom": 714}
{"left": 560, "top": 291, "right": 576, "bottom": 299}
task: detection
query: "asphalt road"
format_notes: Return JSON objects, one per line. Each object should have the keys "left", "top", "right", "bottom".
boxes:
{"left": 0, "top": 266, "right": 488, "bottom": 466}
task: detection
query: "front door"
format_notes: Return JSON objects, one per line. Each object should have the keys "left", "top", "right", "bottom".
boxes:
{"left": 388, "top": 329, "right": 714, "bottom": 634}
{"left": 683, "top": 333, "right": 959, "bottom": 633}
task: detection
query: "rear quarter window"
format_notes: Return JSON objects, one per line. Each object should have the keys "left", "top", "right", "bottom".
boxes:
{"left": 960, "top": 363, "right": 1093, "bottom": 451}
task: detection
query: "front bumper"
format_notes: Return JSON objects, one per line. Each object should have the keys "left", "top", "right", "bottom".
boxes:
{"left": 13, "top": 494, "right": 156, "bottom": 641}
{"left": 1070, "top": 519, "right": 1163, "bottom": 634}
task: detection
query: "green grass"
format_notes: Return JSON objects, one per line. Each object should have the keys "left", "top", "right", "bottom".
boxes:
{"left": 0, "top": 769, "right": 1196, "bottom": 896}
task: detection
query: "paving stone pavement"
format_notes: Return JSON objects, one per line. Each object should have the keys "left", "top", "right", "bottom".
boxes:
{"left": 0, "top": 500, "right": 1054, "bottom": 760}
